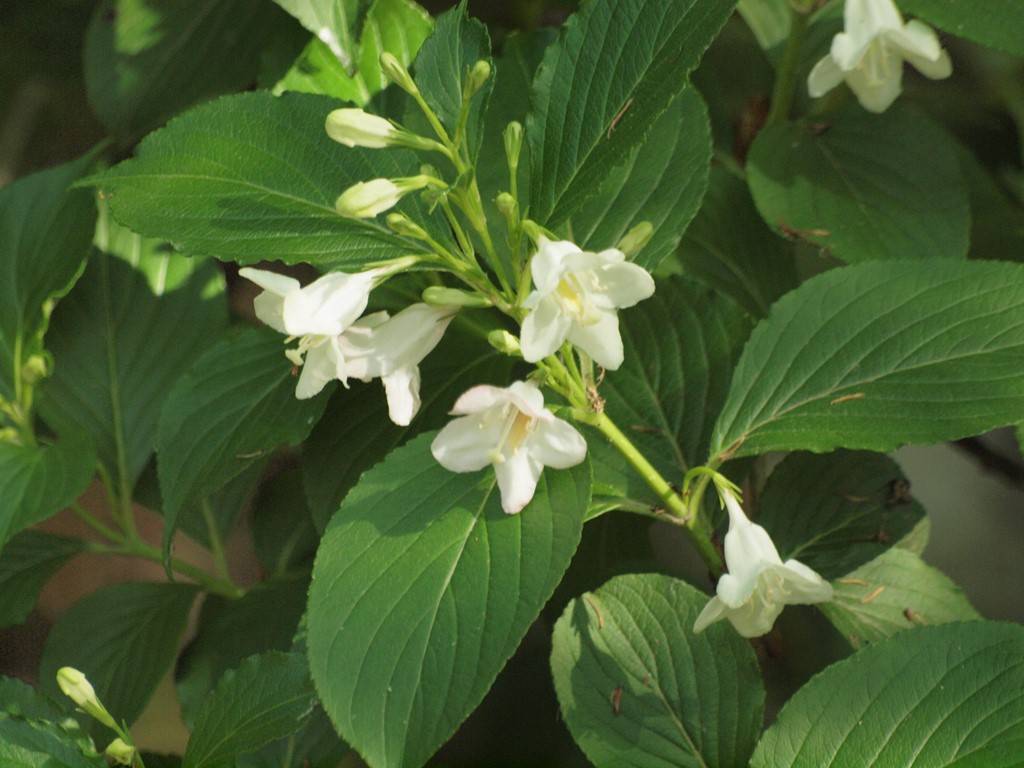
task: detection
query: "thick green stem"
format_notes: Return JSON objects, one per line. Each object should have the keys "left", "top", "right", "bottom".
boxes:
{"left": 577, "top": 410, "right": 724, "bottom": 574}
{"left": 767, "top": 8, "right": 810, "bottom": 125}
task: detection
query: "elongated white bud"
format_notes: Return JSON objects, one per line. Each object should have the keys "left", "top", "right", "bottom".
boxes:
{"left": 325, "top": 108, "right": 399, "bottom": 148}
{"left": 57, "top": 667, "right": 117, "bottom": 729}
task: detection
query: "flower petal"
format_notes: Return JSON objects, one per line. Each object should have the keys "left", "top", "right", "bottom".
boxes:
{"left": 521, "top": 295, "right": 572, "bottom": 363}
{"left": 808, "top": 54, "right": 847, "bottom": 98}
{"left": 238, "top": 267, "right": 300, "bottom": 297}
{"left": 693, "top": 595, "right": 729, "bottom": 633}
{"left": 597, "top": 261, "right": 656, "bottom": 308}
{"left": 904, "top": 47, "right": 952, "bottom": 81}
{"left": 566, "top": 309, "right": 624, "bottom": 369}
{"left": 449, "top": 384, "right": 508, "bottom": 415}
{"left": 528, "top": 419, "right": 587, "bottom": 469}
{"left": 886, "top": 18, "right": 942, "bottom": 61}
{"left": 776, "top": 560, "right": 835, "bottom": 604}
{"left": 846, "top": 64, "right": 903, "bottom": 113}
{"left": 295, "top": 343, "right": 338, "bottom": 399}
{"left": 283, "top": 271, "right": 374, "bottom": 336}
{"left": 381, "top": 365, "right": 421, "bottom": 426}
{"left": 493, "top": 447, "right": 543, "bottom": 514}
{"left": 722, "top": 598, "right": 785, "bottom": 638}
{"left": 431, "top": 414, "right": 501, "bottom": 471}
{"left": 530, "top": 238, "right": 580, "bottom": 294}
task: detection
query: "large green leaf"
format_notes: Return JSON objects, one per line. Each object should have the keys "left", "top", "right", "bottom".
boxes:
{"left": 272, "top": 0, "right": 364, "bottom": 67}
{"left": 308, "top": 431, "right": 589, "bottom": 768}
{"left": 176, "top": 575, "right": 309, "bottom": 728}
{"left": 156, "top": 326, "right": 328, "bottom": 562}
{"left": 954, "top": 142, "right": 1024, "bottom": 262}
{"left": 39, "top": 582, "right": 199, "bottom": 734}
{"left": 901, "top": 0, "right": 1024, "bottom": 55}
{"left": 551, "top": 573, "right": 764, "bottom": 768}
{"left": 94, "top": 91, "right": 441, "bottom": 269}
{"left": 183, "top": 652, "right": 316, "bottom": 768}
{"left": 821, "top": 547, "right": 980, "bottom": 649}
{"left": 588, "top": 276, "right": 751, "bottom": 510}
{"left": 750, "top": 622, "right": 1024, "bottom": 766}
{"left": 0, "top": 154, "right": 96, "bottom": 353}
{"left": 301, "top": 314, "right": 514, "bottom": 529}
{"left": 40, "top": 245, "right": 227, "bottom": 492}
{"left": 412, "top": 2, "right": 492, "bottom": 160}
{"left": 83, "top": 0, "right": 291, "bottom": 142}
{"left": 0, "top": 531, "right": 85, "bottom": 629}
{"left": 746, "top": 107, "right": 969, "bottom": 263}
{"left": 527, "top": 0, "right": 736, "bottom": 226}
{"left": 568, "top": 88, "right": 711, "bottom": 273}
{"left": 670, "top": 166, "right": 797, "bottom": 318}
{"left": 275, "top": 0, "right": 433, "bottom": 103}
{"left": 757, "top": 450, "right": 924, "bottom": 579}
{"left": 0, "top": 718, "right": 104, "bottom": 768}
{"left": 236, "top": 707, "right": 350, "bottom": 768}
{"left": 708, "top": 261, "right": 1024, "bottom": 460}
{"left": 0, "top": 433, "right": 96, "bottom": 554}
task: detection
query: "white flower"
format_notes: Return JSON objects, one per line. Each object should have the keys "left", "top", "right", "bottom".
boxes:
{"left": 520, "top": 237, "right": 654, "bottom": 369}
{"left": 431, "top": 381, "right": 587, "bottom": 514}
{"left": 325, "top": 108, "right": 400, "bottom": 148}
{"left": 694, "top": 489, "right": 833, "bottom": 638}
{"left": 338, "top": 303, "right": 458, "bottom": 425}
{"left": 807, "top": 0, "right": 952, "bottom": 113}
{"left": 239, "top": 267, "right": 378, "bottom": 399}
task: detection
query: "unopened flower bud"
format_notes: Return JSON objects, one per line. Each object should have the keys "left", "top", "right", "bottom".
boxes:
{"left": 422, "top": 286, "right": 492, "bottom": 308}
{"left": 57, "top": 667, "right": 117, "bottom": 729}
{"left": 380, "top": 52, "right": 418, "bottom": 95}
{"left": 616, "top": 222, "right": 653, "bottom": 258}
{"left": 105, "top": 738, "right": 136, "bottom": 766}
{"left": 503, "top": 121, "right": 523, "bottom": 170}
{"left": 386, "top": 212, "right": 429, "bottom": 239}
{"left": 495, "top": 192, "right": 517, "bottom": 218}
{"left": 336, "top": 176, "right": 439, "bottom": 218}
{"left": 488, "top": 329, "right": 521, "bottom": 356}
{"left": 325, "top": 108, "right": 399, "bottom": 148}
{"left": 21, "top": 354, "right": 48, "bottom": 385}
{"left": 465, "top": 60, "right": 491, "bottom": 99}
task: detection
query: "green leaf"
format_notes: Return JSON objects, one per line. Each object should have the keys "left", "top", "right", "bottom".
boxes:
{"left": 83, "top": 0, "right": 292, "bottom": 142}
{"left": 0, "top": 433, "right": 96, "bottom": 554}
{"left": 709, "top": 261, "right": 1024, "bottom": 460}
{"left": 0, "top": 531, "right": 85, "bottom": 629}
{"left": 757, "top": 450, "right": 925, "bottom": 579}
{"left": 275, "top": 0, "right": 433, "bottom": 103}
{"left": 821, "top": 547, "right": 980, "bottom": 649}
{"left": 736, "top": 0, "right": 790, "bottom": 50}
{"left": 252, "top": 467, "right": 319, "bottom": 574}
{"left": 900, "top": 0, "right": 1024, "bottom": 55}
{"left": 551, "top": 573, "right": 764, "bottom": 768}
{"left": 669, "top": 166, "right": 797, "bottom": 318}
{"left": 746, "top": 107, "right": 969, "bottom": 262}
{"left": 94, "top": 91, "right": 441, "bottom": 269}
{"left": 39, "top": 582, "right": 198, "bottom": 733}
{"left": 176, "top": 575, "right": 309, "bottom": 728}
{"left": 568, "top": 88, "right": 711, "bottom": 272}
{"left": 0, "top": 676, "right": 72, "bottom": 723}
{"left": 301, "top": 315, "right": 514, "bottom": 529}
{"left": 587, "top": 276, "right": 751, "bottom": 510}
{"left": 0, "top": 154, "right": 96, "bottom": 352}
{"left": 39, "top": 244, "right": 227, "bottom": 492}
{"left": 308, "top": 431, "right": 589, "bottom": 768}
{"left": 750, "top": 622, "right": 1024, "bottom": 767}
{"left": 272, "top": 0, "right": 364, "bottom": 69}
{"left": 183, "top": 652, "right": 315, "bottom": 768}
{"left": 955, "top": 142, "right": 1024, "bottom": 261}
{"left": 527, "top": 0, "right": 736, "bottom": 226}
{"left": 156, "top": 327, "right": 328, "bottom": 560}
{"left": 412, "top": 2, "right": 492, "bottom": 160}
{"left": 0, "top": 718, "right": 105, "bottom": 768}
{"left": 236, "top": 707, "right": 350, "bottom": 768}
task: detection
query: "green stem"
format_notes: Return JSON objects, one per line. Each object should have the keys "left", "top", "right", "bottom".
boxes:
{"left": 577, "top": 410, "right": 724, "bottom": 574}
{"left": 766, "top": 8, "right": 810, "bottom": 125}
{"left": 200, "top": 499, "right": 232, "bottom": 582}
{"left": 71, "top": 503, "right": 126, "bottom": 544}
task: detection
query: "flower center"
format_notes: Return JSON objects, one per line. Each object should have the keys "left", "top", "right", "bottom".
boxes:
{"left": 487, "top": 406, "right": 535, "bottom": 464}
{"left": 284, "top": 333, "right": 327, "bottom": 367}
{"left": 554, "top": 272, "right": 603, "bottom": 326}
{"left": 860, "top": 39, "right": 895, "bottom": 86}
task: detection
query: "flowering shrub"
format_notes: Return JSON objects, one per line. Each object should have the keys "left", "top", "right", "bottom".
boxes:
{"left": 2, "top": 0, "right": 1024, "bottom": 766}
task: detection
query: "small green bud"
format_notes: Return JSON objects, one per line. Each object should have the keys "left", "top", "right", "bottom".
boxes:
{"left": 379, "top": 52, "right": 419, "bottom": 95}
{"left": 387, "top": 213, "right": 429, "bottom": 239}
{"left": 616, "top": 222, "right": 654, "bottom": 258}
{"left": 56, "top": 667, "right": 117, "bottom": 730}
{"left": 422, "top": 286, "right": 493, "bottom": 308}
{"left": 0, "top": 427, "right": 20, "bottom": 445}
{"left": 465, "top": 59, "right": 491, "bottom": 99}
{"left": 503, "top": 121, "right": 523, "bottom": 170}
{"left": 21, "top": 354, "right": 48, "bottom": 385}
{"left": 488, "top": 329, "right": 521, "bottom": 356}
{"left": 105, "top": 738, "right": 136, "bottom": 766}
{"left": 495, "top": 192, "right": 517, "bottom": 218}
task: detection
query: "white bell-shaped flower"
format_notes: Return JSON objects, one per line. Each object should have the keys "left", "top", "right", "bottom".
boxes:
{"left": 807, "top": 0, "right": 952, "bottom": 113}
{"left": 431, "top": 381, "right": 587, "bottom": 514}
{"left": 520, "top": 237, "right": 654, "bottom": 369}
{"left": 694, "top": 489, "right": 833, "bottom": 638}
{"left": 240, "top": 267, "right": 378, "bottom": 399}
{"left": 325, "top": 108, "right": 400, "bottom": 149}
{"left": 338, "top": 303, "right": 458, "bottom": 425}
